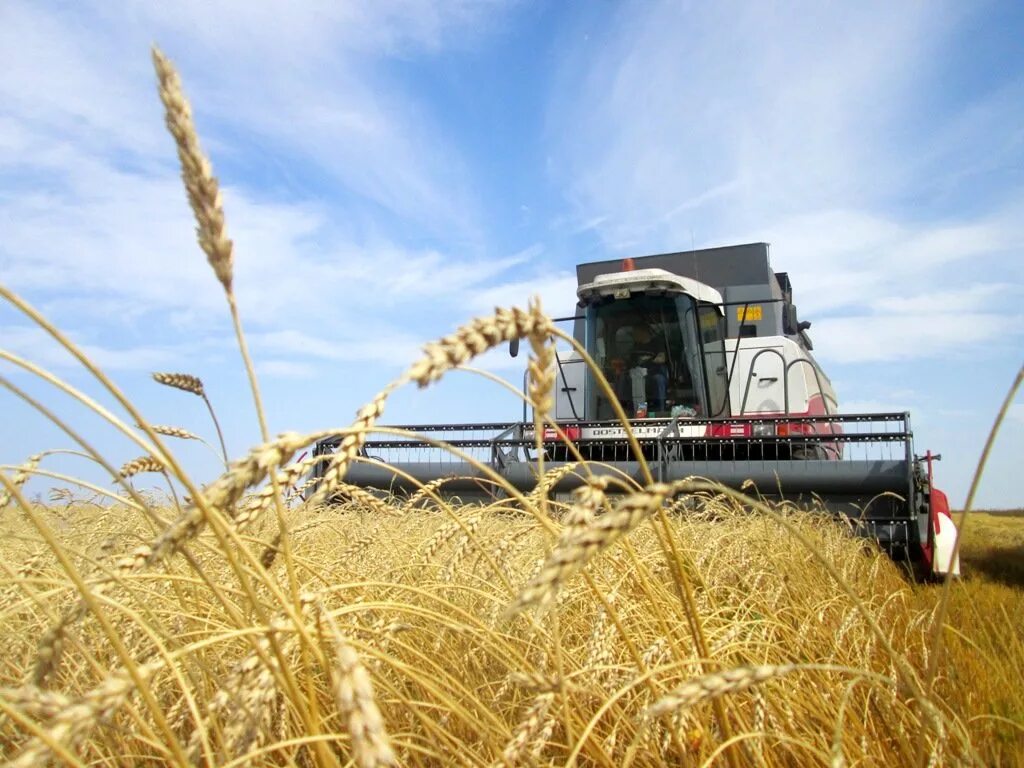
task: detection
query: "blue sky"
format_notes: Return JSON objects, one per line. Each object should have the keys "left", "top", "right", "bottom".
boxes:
{"left": 1, "top": 1, "right": 1022, "bottom": 508}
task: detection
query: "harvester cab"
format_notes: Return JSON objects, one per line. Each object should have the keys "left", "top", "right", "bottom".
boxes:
{"left": 311, "top": 242, "right": 959, "bottom": 579}
{"left": 574, "top": 265, "right": 728, "bottom": 421}
{"left": 544, "top": 245, "right": 840, "bottom": 462}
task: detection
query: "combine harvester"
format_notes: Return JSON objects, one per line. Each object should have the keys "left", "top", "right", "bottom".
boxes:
{"left": 313, "top": 243, "right": 959, "bottom": 577}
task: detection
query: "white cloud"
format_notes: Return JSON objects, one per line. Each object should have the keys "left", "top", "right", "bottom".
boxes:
{"left": 742, "top": 209, "right": 1023, "bottom": 316}
{"left": 549, "top": 4, "right": 958, "bottom": 246}
{"left": 1008, "top": 403, "right": 1024, "bottom": 425}
{"left": 870, "top": 284, "right": 1013, "bottom": 315}
{"left": 546, "top": 3, "right": 1024, "bottom": 362}
{"left": 257, "top": 360, "right": 317, "bottom": 379}
{"left": 250, "top": 328, "right": 423, "bottom": 367}
{"left": 0, "top": 325, "right": 183, "bottom": 371}
{"left": 0, "top": 0, "right": 532, "bottom": 353}
{"left": 812, "top": 313, "right": 1011, "bottom": 364}
{"left": 0, "top": 1, "right": 509, "bottom": 237}
{"left": 0, "top": 139, "right": 532, "bottom": 341}
{"left": 468, "top": 273, "right": 580, "bottom": 319}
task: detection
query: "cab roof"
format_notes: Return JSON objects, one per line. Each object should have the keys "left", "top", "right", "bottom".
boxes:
{"left": 577, "top": 267, "right": 725, "bottom": 311}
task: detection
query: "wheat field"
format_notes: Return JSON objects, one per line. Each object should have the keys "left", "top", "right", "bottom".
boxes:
{"left": 1, "top": 492, "right": 1022, "bottom": 766}
{"left": 1, "top": 46, "right": 1023, "bottom": 767}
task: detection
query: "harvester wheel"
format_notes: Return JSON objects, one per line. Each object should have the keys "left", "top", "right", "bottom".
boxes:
{"left": 791, "top": 444, "right": 827, "bottom": 460}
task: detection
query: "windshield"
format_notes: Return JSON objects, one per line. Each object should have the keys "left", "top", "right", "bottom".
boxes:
{"left": 586, "top": 293, "right": 707, "bottom": 420}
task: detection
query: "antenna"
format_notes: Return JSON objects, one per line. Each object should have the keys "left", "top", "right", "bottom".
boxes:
{"left": 690, "top": 228, "right": 699, "bottom": 283}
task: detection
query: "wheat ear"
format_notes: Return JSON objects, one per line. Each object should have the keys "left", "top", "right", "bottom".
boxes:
{"left": 152, "top": 371, "right": 204, "bottom": 396}
{"left": 527, "top": 461, "right": 581, "bottom": 507}
{"left": 114, "top": 430, "right": 323, "bottom": 574}
{"left": 509, "top": 482, "right": 671, "bottom": 613}
{"left": 646, "top": 664, "right": 797, "bottom": 717}
{"left": 151, "top": 49, "right": 233, "bottom": 292}
{"left": 401, "top": 476, "right": 454, "bottom": 512}
{"left": 152, "top": 371, "right": 228, "bottom": 464}
{"left": 311, "top": 302, "right": 554, "bottom": 507}
{"left": 0, "top": 453, "right": 42, "bottom": 508}
{"left": 407, "top": 304, "right": 553, "bottom": 387}
{"left": 235, "top": 453, "right": 323, "bottom": 531}
{"left": 146, "top": 424, "right": 201, "bottom": 440}
{"left": 321, "top": 606, "right": 396, "bottom": 768}
{"left": 119, "top": 455, "right": 165, "bottom": 478}
{"left": 527, "top": 298, "right": 555, "bottom": 417}
{"left": 496, "top": 691, "right": 555, "bottom": 767}
{"left": 7, "top": 661, "right": 161, "bottom": 768}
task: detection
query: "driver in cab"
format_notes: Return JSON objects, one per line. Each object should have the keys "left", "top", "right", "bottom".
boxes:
{"left": 631, "top": 323, "right": 668, "bottom": 412}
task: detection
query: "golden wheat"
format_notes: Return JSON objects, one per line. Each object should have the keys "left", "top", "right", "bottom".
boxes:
{"left": 0, "top": 453, "right": 42, "bottom": 508}
{"left": 509, "top": 482, "right": 673, "bottom": 613}
{"left": 151, "top": 48, "right": 234, "bottom": 293}
{"left": 322, "top": 604, "right": 396, "bottom": 768}
{"left": 145, "top": 424, "right": 201, "bottom": 440}
{"left": 526, "top": 297, "right": 555, "bottom": 418}
{"left": 647, "top": 664, "right": 798, "bottom": 717}
{"left": 151, "top": 371, "right": 205, "bottom": 397}
{"left": 119, "top": 455, "right": 165, "bottom": 478}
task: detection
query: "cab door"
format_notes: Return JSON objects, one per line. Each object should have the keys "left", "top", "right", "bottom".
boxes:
{"left": 730, "top": 344, "right": 786, "bottom": 415}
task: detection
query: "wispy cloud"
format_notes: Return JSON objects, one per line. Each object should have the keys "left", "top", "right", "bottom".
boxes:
{"left": 0, "top": 325, "right": 187, "bottom": 371}
{"left": 257, "top": 359, "right": 318, "bottom": 379}
{"left": 813, "top": 313, "right": 1014, "bottom": 364}
{"left": 1009, "top": 403, "right": 1024, "bottom": 425}
{"left": 468, "top": 273, "right": 580, "bottom": 320}
{"left": 546, "top": 2, "right": 1024, "bottom": 359}
{"left": 0, "top": 1, "right": 509, "bottom": 234}
{"left": 0, "top": 0, "right": 521, "bottom": 348}
{"left": 249, "top": 329, "right": 423, "bottom": 368}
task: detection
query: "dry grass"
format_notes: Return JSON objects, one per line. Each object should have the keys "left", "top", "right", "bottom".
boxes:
{"left": 1, "top": 43, "right": 1022, "bottom": 767}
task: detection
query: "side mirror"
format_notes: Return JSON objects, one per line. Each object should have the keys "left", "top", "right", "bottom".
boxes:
{"left": 509, "top": 338, "right": 520, "bottom": 358}
{"left": 784, "top": 305, "right": 799, "bottom": 334}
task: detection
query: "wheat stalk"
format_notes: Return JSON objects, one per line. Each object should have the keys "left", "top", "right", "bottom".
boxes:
{"left": 151, "top": 371, "right": 228, "bottom": 464}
